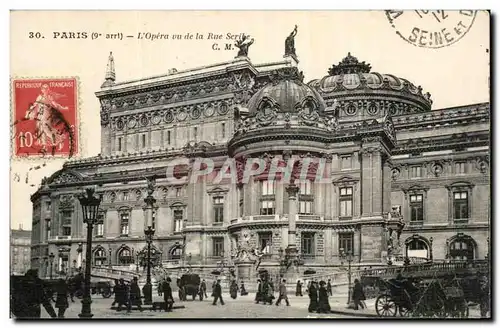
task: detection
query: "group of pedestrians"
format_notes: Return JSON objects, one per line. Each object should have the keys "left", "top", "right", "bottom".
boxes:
{"left": 306, "top": 280, "right": 332, "bottom": 313}
{"left": 111, "top": 277, "right": 144, "bottom": 313}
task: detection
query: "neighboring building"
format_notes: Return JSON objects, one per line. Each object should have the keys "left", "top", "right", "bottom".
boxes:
{"left": 29, "top": 39, "right": 490, "bottom": 280}
{"left": 11, "top": 225, "right": 31, "bottom": 275}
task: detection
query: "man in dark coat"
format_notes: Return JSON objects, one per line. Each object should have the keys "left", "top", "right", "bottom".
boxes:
{"left": 240, "top": 281, "right": 248, "bottom": 296}
{"left": 317, "top": 281, "right": 331, "bottom": 313}
{"left": 255, "top": 279, "right": 262, "bottom": 304}
{"left": 296, "top": 280, "right": 303, "bottom": 296}
{"left": 129, "top": 277, "right": 143, "bottom": 312}
{"left": 200, "top": 279, "right": 208, "bottom": 298}
{"left": 11, "top": 269, "right": 57, "bottom": 319}
{"left": 212, "top": 279, "right": 225, "bottom": 305}
{"left": 230, "top": 280, "right": 239, "bottom": 299}
{"left": 352, "top": 279, "right": 366, "bottom": 310}
{"left": 275, "top": 279, "right": 290, "bottom": 306}
{"left": 308, "top": 281, "right": 318, "bottom": 313}
{"left": 111, "top": 279, "right": 120, "bottom": 308}
{"left": 115, "top": 279, "right": 127, "bottom": 312}
{"left": 477, "top": 272, "right": 490, "bottom": 318}
{"left": 55, "top": 279, "right": 69, "bottom": 318}
{"left": 326, "top": 279, "right": 332, "bottom": 296}
{"left": 162, "top": 278, "right": 174, "bottom": 312}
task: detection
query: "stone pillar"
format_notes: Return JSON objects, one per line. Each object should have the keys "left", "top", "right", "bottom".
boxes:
{"left": 360, "top": 144, "right": 384, "bottom": 217}
{"left": 286, "top": 184, "right": 300, "bottom": 250}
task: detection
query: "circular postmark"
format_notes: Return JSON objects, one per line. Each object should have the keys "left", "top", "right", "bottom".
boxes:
{"left": 385, "top": 10, "right": 477, "bottom": 49}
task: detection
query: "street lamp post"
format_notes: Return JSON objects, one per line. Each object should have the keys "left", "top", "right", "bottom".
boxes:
{"left": 108, "top": 247, "right": 112, "bottom": 268}
{"left": 340, "top": 248, "right": 353, "bottom": 305}
{"left": 429, "top": 237, "right": 434, "bottom": 262}
{"left": 144, "top": 226, "right": 155, "bottom": 305}
{"left": 77, "top": 188, "right": 102, "bottom": 319}
{"left": 49, "top": 252, "right": 55, "bottom": 280}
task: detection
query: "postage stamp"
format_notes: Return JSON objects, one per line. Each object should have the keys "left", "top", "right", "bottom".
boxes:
{"left": 11, "top": 77, "right": 79, "bottom": 159}
{"left": 385, "top": 10, "right": 477, "bottom": 49}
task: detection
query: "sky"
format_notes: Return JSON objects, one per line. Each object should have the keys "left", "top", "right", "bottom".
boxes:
{"left": 9, "top": 10, "right": 490, "bottom": 231}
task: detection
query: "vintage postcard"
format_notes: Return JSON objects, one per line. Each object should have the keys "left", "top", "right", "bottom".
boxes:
{"left": 9, "top": 10, "right": 491, "bottom": 320}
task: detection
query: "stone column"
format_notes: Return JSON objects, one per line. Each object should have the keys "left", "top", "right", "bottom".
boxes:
{"left": 286, "top": 184, "right": 300, "bottom": 250}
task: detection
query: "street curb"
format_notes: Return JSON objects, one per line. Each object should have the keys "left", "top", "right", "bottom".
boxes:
{"left": 328, "top": 309, "right": 379, "bottom": 318}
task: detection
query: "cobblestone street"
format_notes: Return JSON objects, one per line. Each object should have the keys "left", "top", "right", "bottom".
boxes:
{"left": 40, "top": 294, "right": 356, "bottom": 319}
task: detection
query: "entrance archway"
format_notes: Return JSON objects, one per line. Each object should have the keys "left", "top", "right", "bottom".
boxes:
{"left": 169, "top": 243, "right": 183, "bottom": 260}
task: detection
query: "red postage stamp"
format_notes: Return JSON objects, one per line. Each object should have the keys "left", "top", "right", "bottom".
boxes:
{"left": 12, "top": 78, "right": 79, "bottom": 158}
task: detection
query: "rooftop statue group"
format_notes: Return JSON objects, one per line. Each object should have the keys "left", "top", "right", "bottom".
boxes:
{"left": 234, "top": 25, "right": 298, "bottom": 58}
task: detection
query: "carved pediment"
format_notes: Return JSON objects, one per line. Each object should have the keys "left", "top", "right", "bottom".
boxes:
{"left": 49, "top": 170, "right": 83, "bottom": 185}
{"left": 332, "top": 175, "right": 359, "bottom": 186}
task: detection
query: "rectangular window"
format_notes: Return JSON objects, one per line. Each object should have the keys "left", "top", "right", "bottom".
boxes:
{"left": 141, "top": 134, "right": 146, "bottom": 148}
{"left": 339, "top": 232, "right": 354, "bottom": 255}
{"left": 239, "top": 199, "right": 244, "bottom": 217}
{"left": 194, "top": 127, "right": 198, "bottom": 141}
{"left": 62, "top": 226, "right": 71, "bottom": 236}
{"left": 174, "top": 209, "right": 184, "bottom": 233}
{"left": 260, "top": 200, "right": 275, "bottom": 215}
{"left": 212, "top": 237, "right": 224, "bottom": 257}
{"left": 301, "top": 232, "right": 315, "bottom": 255}
{"left": 409, "top": 194, "right": 424, "bottom": 222}
{"left": 167, "top": 131, "right": 171, "bottom": 145}
{"left": 62, "top": 211, "right": 72, "bottom": 225}
{"left": 339, "top": 187, "right": 353, "bottom": 217}
{"left": 221, "top": 123, "right": 226, "bottom": 138}
{"left": 120, "top": 213, "right": 129, "bottom": 236}
{"left": 299, "top": 200, "right": 313, "bottom": 215}
{"left": 453, "top": 191, "right": 469, "bottom": 222}
{"left": 95, "top": 214, "right": 104, "bottom": 237}
{"left": 213, "top": 196, "right": 224, "bottom": 223}
{"left": 176, "top": 187, "right": 181, "bottom": 197}
{"left": 299, "top": 180, "right": 312, "bottom": 195}
{"left": 410, "top": 166, "right": 422, "bottom": 178}
{"left": 46, "top": 221, "right": 51, "bottom": 239}
{"left": 341, "top": 155, "right": 352, "bottom": 170}
{"left": 455, "top": 162, "right": 466, "bottom": 174}
{"left": 123, "top": 191, "right": 129, "bottom": 201}
{"left": 46, "top": 202, "right": 51, "bottom": 211}
{"left": 261, "top": 180, "right": 276, "bottom": 196}
{"left": 259, "top": 232, "right": 272, "bottom": 254}
{"left": 118, "top": 137, "right": 122, "bottom": 151}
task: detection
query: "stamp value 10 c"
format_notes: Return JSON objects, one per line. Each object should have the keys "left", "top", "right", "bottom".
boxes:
{"left": 11, "top": 78, "right": 79, "bottom": 159}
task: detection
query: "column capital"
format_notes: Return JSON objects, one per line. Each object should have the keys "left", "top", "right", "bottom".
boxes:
{"left": 285, "top": 184, "right": 300, "bottom": 198}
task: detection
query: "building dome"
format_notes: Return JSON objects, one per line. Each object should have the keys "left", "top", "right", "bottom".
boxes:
{"left": 308, "top": 53, "right": 432, "bottom": 115}
{"left": 247, "top": 67, "right": 327, "bottom": 115}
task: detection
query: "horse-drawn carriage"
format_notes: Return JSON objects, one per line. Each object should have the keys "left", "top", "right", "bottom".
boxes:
{"left": 177, "top": 274, "right": 202, "bottom": 301}
{"left": 42, "top": 276, "right": 113, "bottom": 300}
{"left": 374, "top": 276, "right": 469, "bottom": 318}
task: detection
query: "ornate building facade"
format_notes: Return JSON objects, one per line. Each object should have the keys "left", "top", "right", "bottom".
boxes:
{"left": 11, "top": 225, "right": 32, "bottom": 275}
{"left": 30, "top": 45, "right": 490, "bottom": 280}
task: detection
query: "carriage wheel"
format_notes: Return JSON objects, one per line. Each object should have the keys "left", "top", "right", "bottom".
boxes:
{"left": 102, "top": 289, "right": 112, "bottom": 298}
{"left": 399, "top": 305, "right": 412, "bottom": 317}
{"left": 375, "top": 294, "right": 398, "bottom": 317}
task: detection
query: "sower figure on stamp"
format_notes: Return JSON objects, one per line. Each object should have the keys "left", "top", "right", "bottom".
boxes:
{"left": 275, "top": 279, "right": 290, "bottom": 306}
{"left": 24, "top": 84, "right": 68, "bottom": 151}
{"left": 212, "top": 279, "right": 225, "bottom": 306}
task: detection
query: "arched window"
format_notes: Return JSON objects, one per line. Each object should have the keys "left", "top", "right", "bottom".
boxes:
{"left": 407, "top": 239, "right": 428, "bottom": 258}
{"left": 449, "top": 235, "right": 475, "bottom": 261}
{"left": 169, "top": 244, "right": 183, "bottom": 260}
{"left": 117, "top": 246, "right": 133, "bottom": 265}
{"left": 94, "top": 246, "right": 107, "bottom": 266}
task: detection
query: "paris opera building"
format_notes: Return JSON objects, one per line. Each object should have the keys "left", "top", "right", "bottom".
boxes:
{"left": 29, "top": 43, "right": 490, "bottom": 281}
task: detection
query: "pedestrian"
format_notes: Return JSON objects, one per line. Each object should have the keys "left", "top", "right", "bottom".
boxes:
{"left": 308, "top": 281, "right": 318, "bottom": 313}
{"left": 211, "top": 280, "right": 216, "bottom": 297}
{"left": 212, "top": 279, "right": 225, "bottom": 305}
{"left": 162, "top": 277, "right": 174, "bottom": 312}
{"left": 296, "top": 280, "right": 303, "bottom": 296}
{"left": 477, "top": 272, "right": 490, "bottom": 318}
{"left": 55, "top": 278, "right": 69, "bottom": 318}
{"left": 317, "top": 281, "right": 331, "bottom": 313}
{"left": 158, "top": 279, "right": 163, "bottom": 297}
{"left": 275, "top": 279, "right": 290, "bottom": 306}
{"left": 200, "top": 279, "right": 208, "bottom": 298}
{"left": 255, "top": 279, "right": 262, "bottom": 304}
{"left": 352, "top": 279, "right": 366, "bottom": 310}
{"left": 230, "top": 280, "right": 239, "bottom": 299}
{"left": 67, "top": 277, "right": 75, "bottom": 303}
{"left": 115, "top": 279, "right": 126, "bottom": 311}
{"left": 327, "top": 279, "right": 332, "bottom": 296}
{"left": 11, "top": 269, "right": 57, "bottom": 318}
{"left": 129, "top": 277, "right": 144, "bottom": 312}
{"left": 111, "top": 279, "right": 119, "bottom": 308}
{"left": 240, "top": 281, "right": 248, "bottom": 296}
